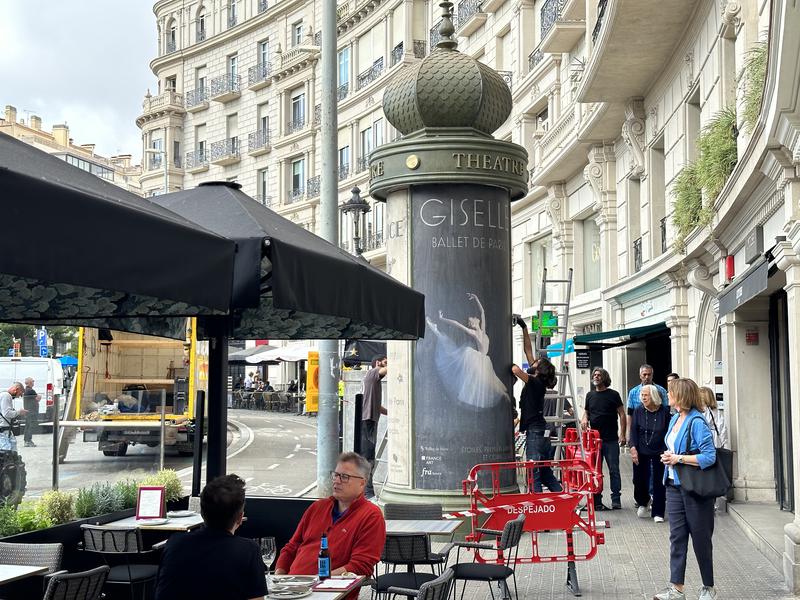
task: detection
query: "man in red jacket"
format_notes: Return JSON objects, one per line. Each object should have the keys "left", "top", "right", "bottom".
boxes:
{"left": 275, "top": 452, "right": 385, "bottom": 578}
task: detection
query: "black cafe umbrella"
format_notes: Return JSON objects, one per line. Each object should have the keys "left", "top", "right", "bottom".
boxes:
{"left": 0, "top": 134, "right": 239, "bottom": 338}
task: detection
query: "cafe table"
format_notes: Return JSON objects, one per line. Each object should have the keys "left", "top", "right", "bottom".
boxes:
{"left": 98, "top": 513, "right": 204, "bottom": 532}
{"left": 268, "top": 576, "right": 365, "bottom": 600}
{"left": 385, "top": 519, "right": 462, "bottom": 536}
{"left": 0, "top": 564, "right": 49, "bottom": 585}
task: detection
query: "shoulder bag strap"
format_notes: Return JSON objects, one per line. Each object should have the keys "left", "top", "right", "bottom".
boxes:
{"left": 683, "top": 416, "right": 703, "bottom": 454}
{"left": 708, "top": 410, "right": 720, "bottom": 435}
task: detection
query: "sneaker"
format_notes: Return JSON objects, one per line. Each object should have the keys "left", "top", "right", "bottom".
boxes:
{"left": 698, "top": 586, "right": 716, "bottom": 600}
{"left": 611, "top": 499, "right": 622, "bottom": 510}
{"left": 637, "top": 505, "right": 649, "bottom": 518}
{"left": 653, "top": 585, "right": 686, "bottom": 600}
{"left": 24, "top": 441, "right": 35, "bottom": 447}
{"left": 654, "top": 516, "right": 665, "bottom": 523}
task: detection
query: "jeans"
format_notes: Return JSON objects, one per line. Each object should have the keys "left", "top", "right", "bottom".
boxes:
{"left": 594, "top": 441, "right": 621, "bottom": 505}
{"left": 525, "top": 430, "right": 563, "bottom": 492}
{"left": 667, "top": 483, "right": 715, "bottom": 587}
{"left": 0, "top": 432, "right": 17, "bottom": 452}
{"left": 360, "top": 420, "right": 377, "bottom": 496}
{"left": 632, "top": 453, "right": 665, "bottom": 517}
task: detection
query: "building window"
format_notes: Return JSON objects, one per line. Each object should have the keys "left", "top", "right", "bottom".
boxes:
{"left": 228, "top": 1, "right": 238, "bottom": 27}
{"left": 165, "top": 76, "right": 177, "bottom": 92}
{"left": 197, "top": 13, "right": 206, "bottom": 41}
{"left": 259, "top": 40, "right": 270, "bottom": 66}
{"left": 196, "top": 66, "right": 207, "bottom": 92}
{"left": 291, "top": 92, "right": 305, "bottom": 123}
{"left": 228, "top": 54, "right": 238, "bottom": 79}
{"left": 525, "top": 234, "right": 553, "bottom": 308}
{"left": 582, "top": 217, "right": 601, "bottom": 292}
{"left": 292, "top": 21, "right": 303, "bottom": 47}
{"left": 291, "top": 158, "right": 305, "bottom": 193}
{"left": 258, "top": 168, "right": 269, "bottom": 205}
{"left": 338, "top": 145, "right": 350, "bottom": 179}
{"left": 258, "top": 102, "right": 269, "bottom": 133}
{"left": 338, "top": 47, "right": 350, "bottom": 86}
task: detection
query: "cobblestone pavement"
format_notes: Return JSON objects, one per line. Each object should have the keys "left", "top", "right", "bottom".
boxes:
{"left": 363, "top": 459, "right": 793, "bottom": 600}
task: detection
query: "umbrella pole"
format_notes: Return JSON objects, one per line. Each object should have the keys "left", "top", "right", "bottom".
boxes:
{"left": 206, "top": 320, "right": 229, "bottom": 484}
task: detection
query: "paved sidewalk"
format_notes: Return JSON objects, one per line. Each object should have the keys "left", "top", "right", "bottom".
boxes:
{"left": 365, "top": 458, "right": 793, "bottom": 600}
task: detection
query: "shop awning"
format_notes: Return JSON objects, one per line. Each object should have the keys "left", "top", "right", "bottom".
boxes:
{"left": 717, "top": 257, "right": 769, "bottom": 318}
{"left": 573, "top": 322, "right": 670, "bottom": 348}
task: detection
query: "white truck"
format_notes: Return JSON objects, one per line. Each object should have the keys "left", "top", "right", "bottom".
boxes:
{"left": 0, "top": 356, "right": 65, "bottom": 422}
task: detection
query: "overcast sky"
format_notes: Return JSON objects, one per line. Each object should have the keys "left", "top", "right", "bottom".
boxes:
{"left": 0, "top": 1, "right": 157, "bottom": 161}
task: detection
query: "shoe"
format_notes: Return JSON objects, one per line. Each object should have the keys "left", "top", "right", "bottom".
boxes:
{"left": 24, "top": 441, "right": 35, "bottom": 447}
{"left": 594, "top": 503, "right": 610, "bottom": 511}
{"left": 654, "top": 516, "right": 665, "bottom": 523}
{"left": 653, "top": 585, "right": 686, "bottom": 600}
{"left": 637, "top": 506, "right": 649, "bottom": 518}
{"left": 698, "top": 586, "right": 716, "bottom": 600}
{"left": 611, "top": 500, "right": 622, "bottom": 510}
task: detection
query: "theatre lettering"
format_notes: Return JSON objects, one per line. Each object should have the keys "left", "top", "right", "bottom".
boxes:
{"left": 452, "top": 152, "right": 526, "bottom": 175}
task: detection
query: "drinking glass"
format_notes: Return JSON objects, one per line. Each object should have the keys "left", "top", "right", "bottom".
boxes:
{"left": 259, "top": 537, "right": 277, "bottom": 571}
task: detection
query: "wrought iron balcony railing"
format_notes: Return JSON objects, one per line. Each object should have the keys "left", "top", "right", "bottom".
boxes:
{"left": 337, "top": 83, "right": 349, "bottom": 101}
{"left": 258, "top": 0, "right": 268, "bottom": 13}
{"left": 661, "top": 216, "right": 668, "bottom": 254}
{"left": 287, "top": 117, "right": 306, "bottom": 134}
{"left": 166, "top": 39, "right": 176, "bottom": 54}
{"left": 148, "top": 155, "right": 163, "bottom": 171}
{"left": 248, "top": 63, "right": 271, "bottom": 87}
{"left": 357, "top": 57, "right": 384, "bottom": 90}
{"left": 529, "top": 49, "right": 544, "bottom": 70}
{"left": 210, "top": 137, "right": 240, "bottom": 161}
{"left": 592, "top": 0, "right": 608, "bottom": 43}
{"left": 356, "top": 155, "right": 370, "bottom": 173}
{"left": 633, "top": 237, "right": 643, "bottom": 273}
{"left": 196, "top": 28, "right": 206, "bottom": 42}
{"left": 209, "top": 74, "right": 240, "bottom": 97}
{"left": 391, "top": 42, "right": 404, "bottom": 66}
{"left": 541, "top": 0, "right": 565, "bottom": 40}
{"left": 307, "top": 175, "right": 321, "bottom": 198}
{"left": 413, "top": 40, "right": 427, "bottom": 58}
{"left": 457, "top": 0, "right": 482, "bottom": 27}
{"left": 497, "top": 70, "right": 512, "bottom": 90}
{"left": 185, "top": 88, "right": 208, "bottom": 108}
{"left": 256, "top": 194, "right": 272, "bottom": 207}
{"left": 185, "top": 149, "right": 209, "bottom": 169}
{"left": 363, "top": 231, "right": 385, "bottom": 252}
{"left": 430, "top": 19, "right": 443, "bottom": 49}
{"left": 228, "top": 12, "right": 237, "bottom": 28}
{"left": 287, "top": 187, "right": 305, "bottom": 204}
{"left": 314, "top": 30, "right": 322, "bottom": 46}
{"left": 248, "top": 129, "right": 271, "bottom": 153}
{"left": 338, "top": 164, "right": 350, "bottom": 180}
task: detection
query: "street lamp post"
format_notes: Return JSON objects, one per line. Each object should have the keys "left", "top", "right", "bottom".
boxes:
{"left": 340, "top": 186, "right": 371, "bottom": 254}
{"left": 143, "top": 147, "right": 168, "bottom": 195}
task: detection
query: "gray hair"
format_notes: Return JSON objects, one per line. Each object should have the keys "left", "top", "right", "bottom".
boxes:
{"left": 12, "top": 381, "right": 23, "bottom": 390}
{"left": 338, "top": 452, "right": 371, "bottom": 479}
{"left": 642, "top": 384, "right": 662, "bottom": 406}
{"left": 24, "top": 377, "right": 33, "bottom": 385}
{"left": 639, "top": 364, "right": 654, "bottom": 372}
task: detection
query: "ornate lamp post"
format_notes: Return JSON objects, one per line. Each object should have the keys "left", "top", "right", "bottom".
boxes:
{"left": 340, "top": 186, "right": 371, "bottom": 254}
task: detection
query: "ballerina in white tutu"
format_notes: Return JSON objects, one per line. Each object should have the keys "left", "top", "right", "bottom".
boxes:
{"left": 425, "top": 292, "right": 510, "bottom": 410}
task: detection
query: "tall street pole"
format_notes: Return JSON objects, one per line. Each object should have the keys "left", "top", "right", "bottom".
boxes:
{"left": 317, "top": 0, "right": 339, "bottom": 497}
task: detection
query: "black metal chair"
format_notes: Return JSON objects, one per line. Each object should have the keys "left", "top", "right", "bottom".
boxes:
{"left": 80, "top": 525, "right": 160, "bottom": 600}
{"left": 383, "top": 503, "right": 452, "bottom": 573}
{"left": 387, "top": 567, "right": 455, "bottom": 600}
{"left": 373, "top": 533, "right": 440, "bottom": 599}
{"left": 41, "top": 565, "right": 110, "bottom": 600}
{"left": 446, "top": 514, "right": 525, "bottom": 600}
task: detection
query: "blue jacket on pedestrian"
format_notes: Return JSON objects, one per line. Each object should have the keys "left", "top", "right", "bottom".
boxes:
{"left": 663, "top": 408, "right": 716, "bottom": 487}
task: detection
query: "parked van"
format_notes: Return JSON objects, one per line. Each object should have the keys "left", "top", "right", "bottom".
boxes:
{"left": 0, "top": 357, "right": 64, "bottom": 421}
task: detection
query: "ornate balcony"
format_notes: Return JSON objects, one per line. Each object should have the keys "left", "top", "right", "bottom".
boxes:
{"left": 337, "top": 83, "right": 349, "bottom": 101}
{"left": 210, "top": 137, "right": 240, "bottom": 166}
{"left": 196, "top": 28, "right": 206, "bottom": 42}
{"left": 413, "top": 40, "right": 427, "bottom": 58}
{"left": 337, "top": 2, "right": 351, "bottom": 21}
{"left": 137, "top": 91, "right": 185, "bottom": 127}
{"left": 357, "top": 58, "right": 384, "bottom": 90}
{"left": 228, "top": 13, "right": 237, "bottom": 28}
{"left": 430, "top": 20, "right": 443, "bottom": 50}
{"left": 633, "top": 237, "right": 643, "bottom": 272}
{"left": 248, "top": 63, "right": 272, "bottom": 90}
{"left": 307, "top": 175, "right": 321, "bottom": 198}
{"left": 286, "top": 117, "right": 306, "bottom": 135}
{"left": 356, "top": 155, "right": 370, "bottom": 173}
{"left": 185, "top": 149, "right": 209, "bottom": 173}
{"left": 256, "top": 194, "right": 272, "bottom": 207}
{"left": 592, "top": 0, "right": 607, "bottom": 44}
{"left": 274, "top": 45, "right": 320, "bottom": 80}
{"left": 287, "top": 187, "right": 305, "bottom": 204}
{"left": 209, "top": 74, "right": 240, "bottom": 103}
{"left": 541, "top": 0, "right": 564, "bottom": 39}
{"left": 391, "top": 42, "right": 404, "bottom": 67}
{"left": 497, "top": 71, "right": 512, "bottom": 90}
{"left": 165, "top": 39, "right": 176, "bottom": 54}
{"left": 248, "top": 129, "right": 272, "bottom": 156}
{"left": 314, "top": 30, "right": 322, "bottom": 47}
{"left": 456, "top": 0, "right": 487, "bottom": 36}
{"left": 528, "top": 49, "right": 545, "bottom": 71}
{"left": 258, "top": 0, "right": 269, "bottom": 13}
{"left": 338, "top": 165, "right": 350, "bottom": 180}
{"left": 363, "top": 231, "right": 385, "bottom": 252}
{"left": 185, "top": 88, "right": 208, "bottom": 112}
{"left": 540, "top": 0, "right": 584, "bottom": 54}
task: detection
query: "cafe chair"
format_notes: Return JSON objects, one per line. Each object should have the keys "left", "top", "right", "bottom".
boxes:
{"left": 445, "top": 514, "right": 525, "bottom": 600}
{"left": 41, "top": 565, "right": 110, "bottom": 600}
{"left": 387, "top": 567, "right": 454, "bottom": 600}
{"left": 80, "top": 525, "right": 160, "bottom": 600}
{"left": 374, "top": 533, "right": 440, "bottom": 599}
{"left": 383, "top": 503, "right": 452, "bottom": 574}
{"left": 0, "top": 541, "right": 64, "bottom": 594}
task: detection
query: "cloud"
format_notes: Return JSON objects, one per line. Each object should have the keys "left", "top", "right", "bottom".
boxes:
{"left": 0, "top": 1, "right": 157, "bottom": 159}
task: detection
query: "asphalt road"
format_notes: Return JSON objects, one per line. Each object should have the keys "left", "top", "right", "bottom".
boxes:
{"left": 17, "top": 408, "right": 318, "bottom": 500}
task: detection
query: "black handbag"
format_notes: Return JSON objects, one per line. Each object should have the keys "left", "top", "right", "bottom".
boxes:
{"left": 676, "top": 416, "right": 732, "bottom": 498}
{"left": 1, "top": 412, "right": 21, "bottom": 437}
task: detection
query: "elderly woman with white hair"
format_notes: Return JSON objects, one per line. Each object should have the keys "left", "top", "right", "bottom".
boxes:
{"left": 628, "top": 383, "right": 670, "bottom": 522}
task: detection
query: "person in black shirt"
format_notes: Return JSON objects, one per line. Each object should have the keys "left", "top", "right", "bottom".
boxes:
{"left": 22, "top": 377, "right": 40, "bottom": 447}
{"left": 155, "top": 474, "right": 267, "bottom": 600}
{"left": 581, "top": 367, "right": 626, "bottom": 510}
{"left": 513, "top": 357, "right": 563, "bottom": 493}
{"left": 629, "top": 384, "right": 669, "bottom": 521}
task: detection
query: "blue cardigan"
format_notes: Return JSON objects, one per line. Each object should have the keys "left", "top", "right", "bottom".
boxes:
{"left": 663, "top": 408, "right": 717, "bottom": 486}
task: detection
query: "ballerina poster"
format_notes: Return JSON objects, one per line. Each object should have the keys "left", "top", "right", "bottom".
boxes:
{"left": 412, "top": 183, "right": 516, "bottom": 490}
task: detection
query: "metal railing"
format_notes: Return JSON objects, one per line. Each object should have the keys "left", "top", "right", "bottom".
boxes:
{"left": 391, "top": 42, "right": 404, "bottom": 66}
{"left": 258, "top": 0, "right": 268, "bottom": 13}
{"left": 457, "top": 0, "right": 482, "bottom": 27}
{"left": 248, "top": 129, "right": 271, "bottom": 152}
{"left": 541, "top": 0, "right": 565, "bottom": 39}
{"left": 314, "top": 30, "right": 322, "bottom": 46}
{"left": 287, "top": 187, "right": 305, "bottom": 204}
{"left": 633, "top": 237, "right": 643, "bottom": 272}
{"left": 286, "top": 116, "right": 306, "bottom": 134}
{"left": 592, "top": 0, "right": 608, "bottom": 43}
{"left": 356, "top": 155, "right": 370, "bottom": 173}
{"left": 209, "top": 74, "right": 240, "bottom": 97}
{"left": 166, "top": 38, "right": 176, "bottom": 54}
{"left": 196, "top": 27, "right": 206, "bottom": 42}
{"left": 497, "top": 70, "right": 512, "bottom": 90}
{"left": 338, "top": 164, "right": 350, "bottom": 180}
{"left": 357, "top": 57, "right": 384, "bottom": 90}
{"left": 256, "top": 194, "right": 272, "bottom": 207}
{"left": 413, "top": 40, "right": 427, "bottom": 58}
{"left": 248, "top": 63, "right": 271, "bottom": 86}
{"left": 430, "top": 20, "right": 443, "bottom": 49}
{"left": 185, "top": 88, "right": 208, "bottom": 108}
{"left": 307, "top": 175, "right": 321, "bottom": 197}
{"left": 148, "top": 155, "right": 162, "bottom": 171}
{"left": 210, "top": 137, "right": 239, "bottom": 161}
{"left": 661, "top": 217, "right": 668, "bottom": 254}
{"left": 529, "top": 49, "right": 544, "bottom": 70}
{"left": 228, "top": 12, "right": 237, "bottom": 28}
{"left": 185, "top": 149, "right": 209, "bottom": 169}
{"left": 337, "top": 83, "right": 349, "bottom": 101}
{"left": 363, "top": 231, "right": 385, "bottom": 252}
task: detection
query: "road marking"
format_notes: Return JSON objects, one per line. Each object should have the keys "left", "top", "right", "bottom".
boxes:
{"left": 294, "top": 436, "right": 300, "bottom": 441}
{"left": 267, "top": 463, "right": 279, "bottom": 470}
{"left": 174, "top": 418, "right": 254, "bottom": 479}
{"left": 245, "top": 477, "right": 254, "bottom": 482}
{"left": 294, "top": 443, "right": 301, "bottom": 451}
{"left": 294, "top": 481, "right": 317, "bottom": 497}
{"left": 285, "top": 453, "right": 295, "bottom": 459}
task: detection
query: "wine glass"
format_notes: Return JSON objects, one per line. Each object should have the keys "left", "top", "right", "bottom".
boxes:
{"left": 259, "top": 537, "right": 277, "bottom": 572}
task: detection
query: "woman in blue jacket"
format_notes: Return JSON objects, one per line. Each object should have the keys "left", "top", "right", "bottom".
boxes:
{"left": 654, "top": 378, "right": 717, "bottom": 600}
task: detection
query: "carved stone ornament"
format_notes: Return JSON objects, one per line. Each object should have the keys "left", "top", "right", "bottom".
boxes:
{"left": 621, "top": 98, "right": 646, "bottom": 179}
{"left": 649, "top": 106, "right": 659, "bottom": 136}
{"left": 546, "top": 184, "right": 567, "bottom": 241}
{"left": 722, "top": 2, "right": 742, "bottom": 30}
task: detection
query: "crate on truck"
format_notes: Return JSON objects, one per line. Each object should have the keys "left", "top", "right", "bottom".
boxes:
{"left": 75, "top": 318, "right": 207, "bottom": 457}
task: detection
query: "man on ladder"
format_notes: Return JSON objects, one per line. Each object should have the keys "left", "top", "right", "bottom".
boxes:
{"left": 361, "top": 356, "right": 387, "bottom": 499}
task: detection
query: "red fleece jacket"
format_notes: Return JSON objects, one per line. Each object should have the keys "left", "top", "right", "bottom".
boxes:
{"left": 276, "top": 495, "right": 385, "bottom": 577}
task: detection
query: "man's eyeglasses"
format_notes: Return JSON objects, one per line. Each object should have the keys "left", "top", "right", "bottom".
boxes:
{"left": 330, "top": 471, "right": 365, "bottom": 483}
